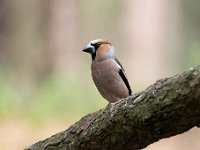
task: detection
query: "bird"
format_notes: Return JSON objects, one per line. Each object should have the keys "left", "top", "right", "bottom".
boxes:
{"left": 82, "top": 39, "right": 132, "bottom": 103}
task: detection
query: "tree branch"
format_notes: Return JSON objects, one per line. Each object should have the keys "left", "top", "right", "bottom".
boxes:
{"left": 25, "top": 66, "right": 200, "bottom": 150}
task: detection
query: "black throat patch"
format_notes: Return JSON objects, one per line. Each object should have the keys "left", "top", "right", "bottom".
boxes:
{"left": 92, "top": 53, "right": 96, "bottom": 60}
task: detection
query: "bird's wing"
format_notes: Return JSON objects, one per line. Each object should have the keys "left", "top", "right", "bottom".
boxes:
{"left": 115, "top": 58, "right": 132, "bottom": 95}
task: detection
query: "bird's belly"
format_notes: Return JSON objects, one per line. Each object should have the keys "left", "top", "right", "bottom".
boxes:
{"left": 91, "top": 60, "right": 128, "bottom": 103}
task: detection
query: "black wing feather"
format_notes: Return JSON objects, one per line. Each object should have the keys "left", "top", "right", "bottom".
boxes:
{"left": 115, "top": 58, "right": 132, "bottom": 95}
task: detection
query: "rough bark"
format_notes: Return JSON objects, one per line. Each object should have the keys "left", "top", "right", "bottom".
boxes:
{"left": 25, "top": 66, "right": 200, "bottom": 150}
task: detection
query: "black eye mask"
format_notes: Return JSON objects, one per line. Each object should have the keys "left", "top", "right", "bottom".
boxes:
{"left": 91, "top": 42, "right": 101, "bottom": 50}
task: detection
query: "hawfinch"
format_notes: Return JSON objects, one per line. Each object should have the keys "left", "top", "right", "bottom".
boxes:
{"left": 82, "top": 39, "right": 132, "bottom": 103}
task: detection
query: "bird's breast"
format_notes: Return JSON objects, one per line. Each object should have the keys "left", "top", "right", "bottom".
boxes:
{"left": 91, "top": 59, "right": 118, "bottom": 86}
{"left": 91, "top": 59, "right": 129, "bottom": 102}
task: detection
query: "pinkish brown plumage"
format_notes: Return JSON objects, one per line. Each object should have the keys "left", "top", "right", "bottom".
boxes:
{"left": 82, "top": 39, "right": 132, "bottom": 103}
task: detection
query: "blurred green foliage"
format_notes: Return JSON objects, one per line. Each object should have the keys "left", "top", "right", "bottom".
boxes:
{"left": 185, "top": 43, "right": 200, "bottom": 68}
{"left": 0, "top": 68, "right": 106, "bottom": 124}
{"left": 0, "top": 69, "right": 22, "bottom": 117}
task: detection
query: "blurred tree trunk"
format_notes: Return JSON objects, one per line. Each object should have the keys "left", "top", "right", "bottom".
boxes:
{"left": 124, "top": 0, "right": 181, "bottom": 88}
{"left": 0, "top": 0, "right": 15, "bottom": 62}
{"left": 48, "top": 0, "right": 78, "bottom": 73}
{"left": 0, "top": 0, "right": 79, "bottom": 89}
{"left": 0, "top": 0, "right": 79, "bottom": 83}
{"left": 0, "top": 0, "right": 52, "bottom": 83}
{"left": 25, "top": 66, "right": 200, "bottom": 150}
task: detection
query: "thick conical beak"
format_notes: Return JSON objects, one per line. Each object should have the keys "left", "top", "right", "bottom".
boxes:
{"left": 82, "top": 44, "right": 95, "bottom": 54}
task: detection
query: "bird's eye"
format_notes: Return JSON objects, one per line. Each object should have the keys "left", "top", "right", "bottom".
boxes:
{"left": 91, "top": 42, "right": 101, "bottom": 50}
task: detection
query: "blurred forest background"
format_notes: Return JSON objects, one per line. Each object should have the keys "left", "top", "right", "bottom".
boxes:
{"left": 0, "top": 0, "right": 200, "bottom": 149}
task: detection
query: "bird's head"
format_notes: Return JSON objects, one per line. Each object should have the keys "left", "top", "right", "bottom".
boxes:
{"left": 82, "top": 39, "right": 115, "bottom": 61}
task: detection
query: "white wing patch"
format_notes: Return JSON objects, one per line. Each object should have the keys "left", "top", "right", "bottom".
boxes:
{"left": 116, "top": 63, "right": 122, "bottom": 70}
